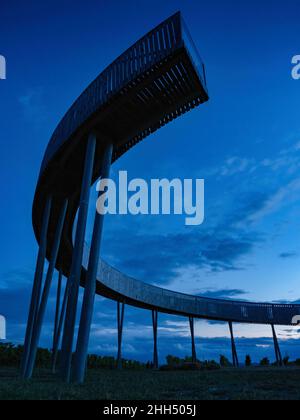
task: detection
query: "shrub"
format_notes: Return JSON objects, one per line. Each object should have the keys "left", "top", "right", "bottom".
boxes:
{"left": 245, "top": 355, "right": 252, "bottom": 367}
{"left": 260, "top": 357, "right": 270, "bottom": 366}
{"left": 201, "top": 360, "right": 221, "bottom": 371}
{"left": 160, "top": 360, "right": 220, "bottom": 371}
{"left": 219, "top": 355, "right": 232, "bottom": 367}
{"left": 166, "top": 355, "right": 181, "bottom": 367}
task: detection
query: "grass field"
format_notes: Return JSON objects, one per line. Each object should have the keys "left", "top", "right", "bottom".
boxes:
{"left": 0, "top": 366, "right": 300, "bottom": 400}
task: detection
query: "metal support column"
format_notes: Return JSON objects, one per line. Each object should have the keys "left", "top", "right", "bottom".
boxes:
{"left": 53, "top": 269, "right": 62, "bottom": 352}
{"left": 21, "top": 196, "right": 52, "bottom": 377}
{"left": 25, "top": 199, "right": 68, "bottom": 379}
{"left": 51, "top": 280, "right": 69, "bottom": 373}
{"left": 73, "top": 142, "right": 113, "bottom": 383}
{"left": 189, "top": 317, "right": 197, "bottom": 363}
{"left": 229, "top": 321, "right": 239, "bottom": 367}
{"left": 60, "top": 133, "right": 97, "bottom": 382}
{"left": 152, "top": 310, "right": 158, "bottom": 369}
{"left": 271, "top": 324, "right": 283, "bottom": 367}
{"left": 117, "top": 302, "right": 125, "bottom": 369}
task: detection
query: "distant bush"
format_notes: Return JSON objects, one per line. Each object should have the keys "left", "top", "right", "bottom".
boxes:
{"left": 88, "top": 355, "right": 146, "bottom": 370}
{"left": 283, "top": 356, "right": 290, "bottom": 367}
{"left": 0, "top": 343, "right": 51, "bottom": 368}
{"left": 162, "top": 355, "right": 220, "bottom": 371}
{"left": 164, "top": 355, "right": 199, "bottom": 371}
{"left": 219, "top": 355, "right": 232, "bottom": 368}
{"left": 166, "top": 354, "right": 182, "bottom": 367}
{"left": 260, "top": 357, "right": 270, "bottom": 366}
{"left": 201, "top": 360, "right": 221, "bottom": 371}
{"left": 245, "top": 355, "right": 252, "bottom": 367}
{"left": 0, "top": 343, "right": 22, "bottom": 366}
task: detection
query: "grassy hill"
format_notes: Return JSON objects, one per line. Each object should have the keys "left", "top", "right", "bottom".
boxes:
{"left": 1, "top": 366, "right": 300, "bottom": 400}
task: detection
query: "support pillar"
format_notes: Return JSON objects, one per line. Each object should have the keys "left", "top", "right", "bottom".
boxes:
{"left": 51, "top": 279, "right": 69, "bottom": 373}
{"left": 21, "top": 196, "right": 52, "bottom": 377}
{"left": 271, "top": 324, "right": 283, "bottom": 367}
{"left": 189, "top": 317, "right": 197, "bottom": 363}
{"left": 53, "top": 269, "right": 62, "bottom": 352}
{"left": 60, "top": 133, "right": 97, "bottom": 383}
{"left": 117, "top": 302, "right": 125, "bottom": 369}
{"left": 152, "top": 310, "right": 158, "bottom": 369}
{"left": 229, "top": 321, "right": 239, "bottom": 367}
{"left": 25, "top": 199, "right": 68, "bottom": 379}
{"left": 73, "top": 142, "right": 113, "bottom": 383}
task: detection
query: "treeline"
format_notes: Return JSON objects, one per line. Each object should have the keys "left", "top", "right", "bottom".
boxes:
{"left": 164, "top": 354, "right": 300, "bottom": 369}
{"left": 87, "top": 354, "right": 152, "bottom": 370}
{"left": 221, "top": 354, "right": 300, "bottom": 367}
{"left": 1, "top": 343, "right": 300, "bottom": 370}
{"left": 0, "top": 343, "right": 151, "bottom": 370}
{"left": 0, "top": 343, "right": 52, "bottom": 368}
{"left": 162, "top": 355, "right": 220, "bottom": 371}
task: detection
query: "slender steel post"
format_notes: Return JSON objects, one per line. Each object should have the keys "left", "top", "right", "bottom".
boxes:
{"left": 229, "top": 321, "right": 239, "bottom": 367}
{"left": 73, "top": 142, "right": 113, "bottom": 383}
{"left": 25, "top": 199, "right": 68, "bottom": 379}
{"left": 53, "top": 269, "right": 62, "bottom": 351}
{"left": 271, "top": 324, "right": 283, "bottom": 367}
{"left": 60, "top": 133, "right": 97, "bottom": 383}
{"left": 117, "top": 302, "right": 125, "bottom": 369}
{"left": 152, "top": 310, "right": 158, "bottom": 369}
{"left": 51, "top": 279, "right": 69, "bottom": 373}
{"left": 189, "top": 317, "right": 197, "bottom": 363}
{"left": 21, "top": 196, "right": 52, "bottom": 377}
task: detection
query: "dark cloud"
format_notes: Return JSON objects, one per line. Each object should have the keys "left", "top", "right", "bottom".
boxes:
{"left": 272, "top": 298, "right": 300, "bottom": 305}
{"left": 279, "top": 252, "right": 298, "bottom": 259}
{"left": 0, "top": 287, "right": 31, "bottom": 324}
{"left": 102, "top": 228, "right": 260, "bottom": 285}
{"left": 225, "top": 191, "right": 269, "bottom": 226}
{"left": 0, "top": 268, "right": 34, "bottom": 289}
{"left": 100, "top": 188, "right": 274, "bottom": 286}
{"left": 196, "top": 288, "right": 248, "bottom": 300}
{"left": 0, "top": 268, "right": 69, "bottom": 346}
{"left": 281, "top": 328, "right": 300, "bottom": 335}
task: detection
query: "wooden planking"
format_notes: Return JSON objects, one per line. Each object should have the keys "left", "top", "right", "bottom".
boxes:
{"left": 40, "top": 13, "right": 208, "bottom": 176}
{"left": 111, "top": 56, "right": 207, "bottom": 161}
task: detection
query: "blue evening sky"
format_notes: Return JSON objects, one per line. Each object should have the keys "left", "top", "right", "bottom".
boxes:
{"left": 0, "top": 0, "right": 300, "bottom": 363}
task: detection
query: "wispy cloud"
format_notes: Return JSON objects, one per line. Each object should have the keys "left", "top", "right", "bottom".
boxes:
{"left": 196, "top": 288, "right": 248, "bottom": 300}
{"left": 244, "top": 179, "right": 300, "bottom": 225}
{"left": 18, "top": 87, "right": 48, "bottom": 128}
{"left": 103, "top": 227, "right": 260, "bottom": 285}
{"left": 0, "top": 268, "right": 33, "bottom": 290}
{"left": 279, "top": 252, "right": 298, "bottom": 259}
{"left": 210, "top": 139, "right": 300, "bottom": 179}
{"left": 219, "top": 157, "right": 255, "bottom": 177}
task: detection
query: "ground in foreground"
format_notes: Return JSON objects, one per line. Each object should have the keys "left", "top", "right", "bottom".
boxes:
{"left": 0, "top": 367, "right": 299, "bottom": 400}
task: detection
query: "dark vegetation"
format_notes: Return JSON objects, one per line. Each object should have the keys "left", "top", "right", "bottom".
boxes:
{"left": 0, "top": 343, "right": 149, "bottom": 370}
{"left": 1, "top": 343, "right": 300, "bottom": 400}
{"left": 1, "top": 343, "right": 300, "bottom": 370}
{"left": 1, "top": 366, "right": 300, "bottom": 400}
